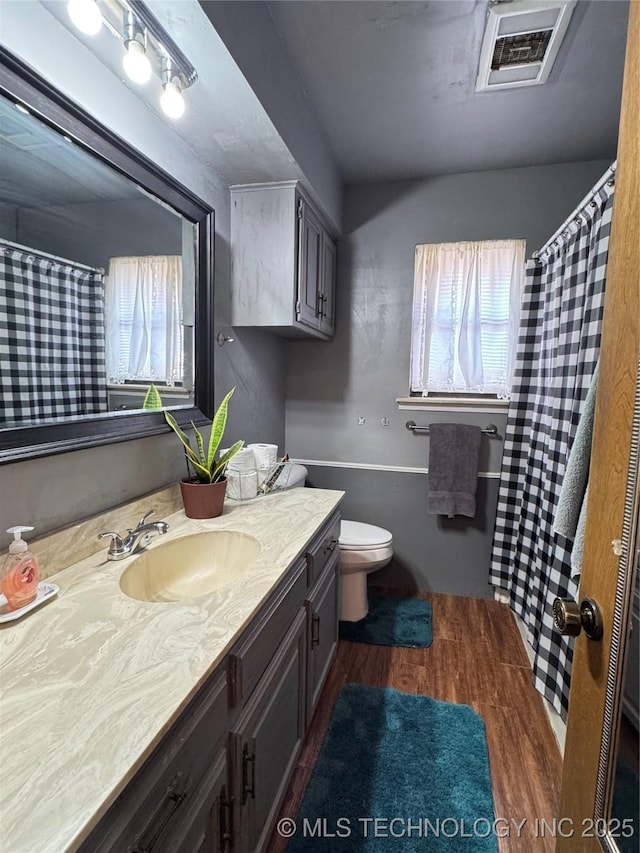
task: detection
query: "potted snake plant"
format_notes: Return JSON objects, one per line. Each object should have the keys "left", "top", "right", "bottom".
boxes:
{"left": 162, "top": 387, "right": 244, "bottom": 518}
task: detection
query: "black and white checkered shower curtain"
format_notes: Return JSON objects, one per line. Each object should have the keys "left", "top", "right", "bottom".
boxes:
{"left": 490, "top": 179, "right": 615, "bottom": 719}
{"left": 0, "top": 246, "right": 108, "bottom": 426}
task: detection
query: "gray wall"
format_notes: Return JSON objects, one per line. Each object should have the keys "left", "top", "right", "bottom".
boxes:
{"left": 200, "top": 0, "right": 342, "bottom": 231}
{"left": 286, "top": 160, "right": 612, "bottom": 596}
{"left": 0, "top": 4, "right": 287, "bottom": 548}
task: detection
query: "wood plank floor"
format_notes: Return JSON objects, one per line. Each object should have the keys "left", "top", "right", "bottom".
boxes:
{"left": 269, "top": 592, "right": 562, "bottom": 852}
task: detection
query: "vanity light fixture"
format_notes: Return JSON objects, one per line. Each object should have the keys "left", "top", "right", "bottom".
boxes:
{"left": 122, "top": 12, "right": 151, "bottom": 85}
{"left": 160, "top": 58, "right": 185, "bottom": 119}
{"left": 66, "top": 0, "right": 197, "bottom": 119}
{"left": 67, "top": 0, "right": 103, "bottom": 36}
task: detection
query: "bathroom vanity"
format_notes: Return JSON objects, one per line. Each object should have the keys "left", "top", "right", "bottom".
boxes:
{"left": 0, "top": 488, "right": 342, "bottom": 853}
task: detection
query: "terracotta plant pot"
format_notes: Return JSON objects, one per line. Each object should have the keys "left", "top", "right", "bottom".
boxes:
{"left": 179, "top": 477, "right": 227, "bottom": 519}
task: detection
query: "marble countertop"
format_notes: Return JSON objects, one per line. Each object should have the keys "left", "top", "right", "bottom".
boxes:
{"left": 0, "top": 487, "right": 343, "bottom": 853}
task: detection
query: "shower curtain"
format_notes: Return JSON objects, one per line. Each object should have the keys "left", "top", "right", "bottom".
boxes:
{"left": 490, "top": 175, "right": 615, "bottom": 719}
{"left": 0, "top": 244, "right": 107, "bottom": 426}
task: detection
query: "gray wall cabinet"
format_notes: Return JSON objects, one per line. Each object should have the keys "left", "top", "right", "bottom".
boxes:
{"left": 231, "top": 182, "right": 336, "bottom": 340}
{"left": 77, "top": 508, "right": 341, "bottom": 853}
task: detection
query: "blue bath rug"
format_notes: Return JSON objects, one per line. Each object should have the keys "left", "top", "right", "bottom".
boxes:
{"left": 286, "top": 684, "right": 497, "bottom": 852}
{"left": 339, "top": 593, "right": 432, "bottom": 648}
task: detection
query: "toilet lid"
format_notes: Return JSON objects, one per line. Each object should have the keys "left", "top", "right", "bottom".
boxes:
{"left": 339, "top": 520, "right": 393, "bottom": 550}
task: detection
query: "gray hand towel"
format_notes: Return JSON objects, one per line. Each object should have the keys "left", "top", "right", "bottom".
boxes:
{"left": 427, "top": 423, "right": 482, "bottom": 518}
{"left": 554, "top": 361, "right": 599, "bottom": 540}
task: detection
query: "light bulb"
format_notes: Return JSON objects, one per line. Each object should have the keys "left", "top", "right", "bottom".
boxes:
{"left": 160, "top": 81, "right": 185, "bottom": 119}
{"left": 67, "top": 0, "right": 102, "bottom": 36}
{"left": 123, "top": 40, "right": 151, "bottom": 85}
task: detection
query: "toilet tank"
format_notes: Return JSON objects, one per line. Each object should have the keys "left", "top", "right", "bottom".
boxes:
{"left": 283, "top": 463, "right": 307, "bottom": 489}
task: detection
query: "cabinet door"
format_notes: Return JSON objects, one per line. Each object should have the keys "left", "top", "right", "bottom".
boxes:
{"left": 306, "top": 550, "right": 340, "bottom": 722}
{"left": 230, "top": 608, "right": 307, "bottom": 853}
{"left": 161, "top": 748, "right": 231, "bottom": 853}
{"left": 296, "top": 198, "right": 323, "bottom": 331}
{"left": 319, "top": 231, "right": 337, "bottom": 337}
{"left": 77, "top": 673, "right": 228, "bottom": 853}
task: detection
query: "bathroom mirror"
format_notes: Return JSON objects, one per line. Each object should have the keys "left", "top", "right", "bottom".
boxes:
{"left": 0, "top": 48, "right": 215, "bottom": 463}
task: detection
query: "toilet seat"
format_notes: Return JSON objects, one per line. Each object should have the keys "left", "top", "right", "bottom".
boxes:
{"left": 339, "top": 520, "right": 392, "bottom": 551}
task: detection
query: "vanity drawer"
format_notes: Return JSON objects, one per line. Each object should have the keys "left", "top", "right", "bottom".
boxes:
{"left": 78, "top": 671, "right": 228, "bottom": 853}
{"left": 305, "top": 510, "right": 340, "bottom": 587}
{"left": 228, "top": 558, "right": 307, "bottom": 709}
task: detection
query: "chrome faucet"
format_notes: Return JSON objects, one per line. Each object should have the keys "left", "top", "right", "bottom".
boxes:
{"left": 98, "top": 510, "right": 169, "bottom": 561}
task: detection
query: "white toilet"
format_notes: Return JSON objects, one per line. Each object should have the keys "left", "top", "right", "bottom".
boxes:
{"left": 338, "top": 520, "right": 393, "bottom": 622}
{"left": 283, "top": 463, "right": 308, "bottom": 489}
{"left": 280, "top": 468, "right": 393, "bottom": 622}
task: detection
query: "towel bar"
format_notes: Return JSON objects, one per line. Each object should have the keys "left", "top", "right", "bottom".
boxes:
{"left": 405, "top": 421, "right": 499, "bottom": 436}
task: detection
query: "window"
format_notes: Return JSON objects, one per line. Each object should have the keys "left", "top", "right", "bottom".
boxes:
{"left": 105, "top": 255, "right": 183, "bottom": 386}
{"left": 410, "top": 239, "right": 525, "bottom": 398}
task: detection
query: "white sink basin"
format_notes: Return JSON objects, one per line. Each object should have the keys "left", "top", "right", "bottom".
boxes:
{"left": 119, "top": 531, "right": 260, "bottom": 603}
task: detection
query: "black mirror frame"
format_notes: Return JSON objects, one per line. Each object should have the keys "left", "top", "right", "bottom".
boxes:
{"left": 0, "top": 48, "right": 215, "bottom": 464}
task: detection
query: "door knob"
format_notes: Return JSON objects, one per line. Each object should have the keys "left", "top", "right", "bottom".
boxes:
{"left": 552, "top": 597, "right": 603, "bottom": 640}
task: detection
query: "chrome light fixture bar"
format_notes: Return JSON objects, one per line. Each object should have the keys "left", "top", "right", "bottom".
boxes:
{"left": 66, "top": 0, "right": 197, "bottom": 119}
{"left": 126, "top": 0, "right": 197, "bottom": 91}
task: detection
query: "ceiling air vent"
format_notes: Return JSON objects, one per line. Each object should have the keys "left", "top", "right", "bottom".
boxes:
{"left": 476, "top": 0, "right": 576, "bottom": 92}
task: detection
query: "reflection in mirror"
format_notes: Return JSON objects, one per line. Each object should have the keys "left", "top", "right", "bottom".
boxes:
{"left": 610, "top": 566, "right": 639, "bottom": 851}
{"left": 0, "top": 92, "right": 196, "bottom": 429}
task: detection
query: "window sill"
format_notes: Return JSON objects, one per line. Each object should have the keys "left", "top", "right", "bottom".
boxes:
{"left": 396, "top": 396, "right": 509, "bottom": 414}
{"left": 107, "top": 384, "right": 191, "bottom": 397}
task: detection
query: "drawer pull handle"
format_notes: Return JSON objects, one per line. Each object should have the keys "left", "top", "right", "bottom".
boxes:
{"left": 327, "top": 538, "right": 338, "bottom": 553}
{"left": 312, "top": 612, "right": 321, "bottom": 648}
{"left": 219, "top": 785, "right": 234, "bottom": 850}
{"left": 242, "top": 742, "right": 256, "bottom": 804}
{"left": 131, "top": 771, "right": 188, "bottom": 852}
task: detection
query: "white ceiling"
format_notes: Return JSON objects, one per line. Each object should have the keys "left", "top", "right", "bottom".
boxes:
{"left": 264, "top": 0, "right": 629, "bottom": 182}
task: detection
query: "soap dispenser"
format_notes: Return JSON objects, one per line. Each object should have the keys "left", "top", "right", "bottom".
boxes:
{"left": 1, "top": 526, "right": 40, "bottom": 611}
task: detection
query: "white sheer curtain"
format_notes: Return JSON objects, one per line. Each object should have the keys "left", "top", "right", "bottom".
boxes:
{"left": 410, "top": 239, "right": 525, "bottom": 397}
{"left": 105, "top": 255, "right": 183, "bottom": 385}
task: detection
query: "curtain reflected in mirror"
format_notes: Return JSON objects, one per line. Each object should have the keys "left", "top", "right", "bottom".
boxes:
{"left": 0, "top": 92, "right": 196, "bottom": 429}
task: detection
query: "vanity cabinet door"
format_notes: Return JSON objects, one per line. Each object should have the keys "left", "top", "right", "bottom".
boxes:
{"left": 230, "top": 608, "right": 307, "bottom": 853}
{"left": 159, "top": 747, "right": 230, "bottom": 853}
{"left": 76, "top": 673, "right": 228, "bottom": 853}
{"left": 306, "top": 549, "right": 340, "bottom": 723}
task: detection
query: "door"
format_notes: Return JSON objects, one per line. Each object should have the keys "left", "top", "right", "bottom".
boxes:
{"left": 230, "top": 608, "right": 307, "bottom": 853}
{"left": 164, "top": 749, "right": 231, "bottom": 853}
{"left": 306, "top": 550, "right": 340, "bottom": 722}
{"left": 296, "top": 197, "right": 323, "bottom": 331}
{"left": 319, "top": 230, "right": 337, "bottom": 337}
{"left": 557, "top": 4, "right": 639, "bottom": 851}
